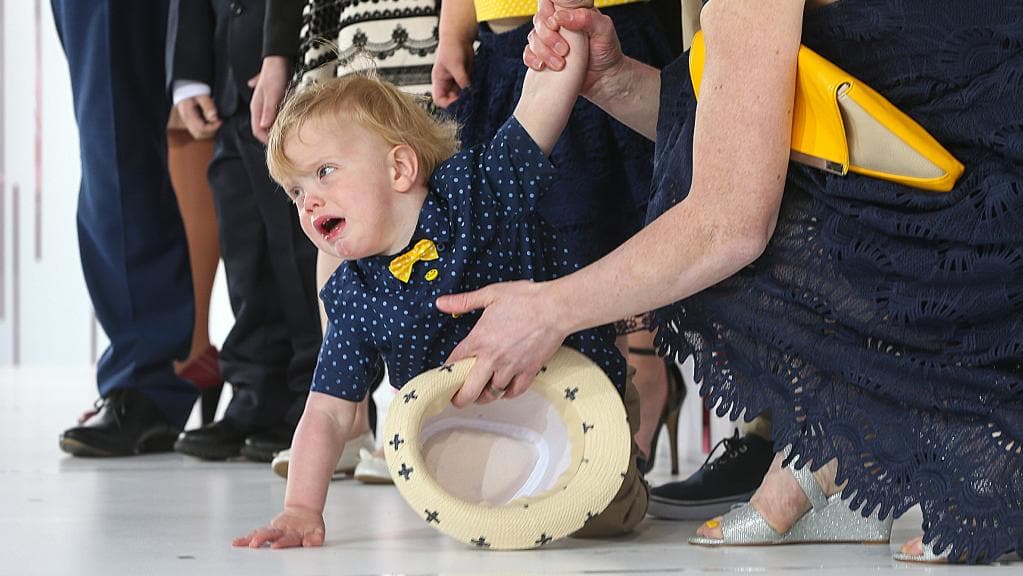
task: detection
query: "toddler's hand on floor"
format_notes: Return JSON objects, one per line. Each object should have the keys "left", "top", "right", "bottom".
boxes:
{"left": 232, "top": 508, "right": 325, "bottom": 549}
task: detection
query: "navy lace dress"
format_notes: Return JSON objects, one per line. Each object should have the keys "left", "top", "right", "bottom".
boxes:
{"left": 649, "top": 0, "right": 1023, "bottom": 562}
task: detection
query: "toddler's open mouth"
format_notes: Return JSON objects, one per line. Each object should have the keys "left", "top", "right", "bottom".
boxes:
{"left": 315, "top": 216, "right": 345, "bottom": 239}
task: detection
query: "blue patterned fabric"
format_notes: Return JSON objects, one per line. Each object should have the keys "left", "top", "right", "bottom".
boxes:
{"left": 649, "top": 0, "right": 1023, "bottom": 563}
{"left": 312, "top": 117, "right": 626, "bottom": 401}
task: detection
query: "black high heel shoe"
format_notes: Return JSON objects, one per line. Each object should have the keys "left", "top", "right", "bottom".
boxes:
{"left": 630, "top": 347, "right": 686, "bottom": 475}
{"left": 175, "top": 345, "right": 224, "bottom": 426}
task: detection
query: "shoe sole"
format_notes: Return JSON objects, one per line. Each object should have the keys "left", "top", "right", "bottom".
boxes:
{"left": 60, "top": 430, "right": 178, "bottom": 458}
{"left": 173, "top": 439, "right": 242, "bottom": 461}
{"left": 59, "top": 437, "right": 120, "bottom": 457}
{"left": 689, "top": 538, "right": 891, "bottom": 547}
{"left": 647, "top": 491, "right": 755, "bottom": 520}
{"left": 239, "top": 444, "right": 281, "bottom": 463}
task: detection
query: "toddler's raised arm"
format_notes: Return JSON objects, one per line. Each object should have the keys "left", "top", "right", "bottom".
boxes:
{"left": 512, "top": 16, "right": 589, "bottom": 154}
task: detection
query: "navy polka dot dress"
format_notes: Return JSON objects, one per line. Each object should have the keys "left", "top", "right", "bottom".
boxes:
{"left": 312, "top": 117, "right": 626, "bottom": 401}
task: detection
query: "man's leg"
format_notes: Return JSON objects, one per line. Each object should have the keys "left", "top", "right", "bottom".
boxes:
{"left": 55, "top": 0, "right": 197, "bottom": 456}
{"left": 232, "top": 111, "right": 321, "bottom": 461}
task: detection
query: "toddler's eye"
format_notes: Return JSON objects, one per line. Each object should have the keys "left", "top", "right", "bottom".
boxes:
{"left": 317, "top": 165, "right": 336, "bottom": 179}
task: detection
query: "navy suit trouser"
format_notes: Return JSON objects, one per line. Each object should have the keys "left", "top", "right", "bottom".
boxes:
{"left": 52, "top": 0, "right": 198, "bottom": 427}
{"left": 208, "top": 113, "right": 320, "bottom": 431}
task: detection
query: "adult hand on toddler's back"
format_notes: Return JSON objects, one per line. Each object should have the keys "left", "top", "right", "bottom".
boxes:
{"left": 436, "top": 281, "right": 570, "bottom": 408}
{"left": 524, "top": 0, "right": 624, "bottom": 95}
{"left": 232, "top": 508, "right": 325, "bottom": 549}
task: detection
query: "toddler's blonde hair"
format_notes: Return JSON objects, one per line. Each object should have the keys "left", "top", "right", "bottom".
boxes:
{"left": 267, "top": 73, "right": 459, "bottom": 186}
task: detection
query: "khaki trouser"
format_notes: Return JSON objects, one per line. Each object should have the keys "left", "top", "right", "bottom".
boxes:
{"left": 573, "top": 366, "right": 649, "bottom": 538}
{"left": 742, "top": 412, "right": 773, "bottom": 441}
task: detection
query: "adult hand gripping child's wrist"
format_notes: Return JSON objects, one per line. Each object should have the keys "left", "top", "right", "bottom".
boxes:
{"left": 524, "top": 0, "right": 625, "bottom": 96}
{"left": 232, "top": 507, "right": 326, "bottom": 549}
{"left": 436, "top": 280, "right": 574, "bottom": 408}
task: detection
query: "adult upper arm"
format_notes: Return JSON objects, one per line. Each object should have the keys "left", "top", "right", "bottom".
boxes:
{"left": 688, "top": 0, "right": 806, "bottom": 254}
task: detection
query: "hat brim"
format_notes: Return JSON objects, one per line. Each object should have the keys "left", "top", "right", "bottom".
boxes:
{"left": 384, "top": 346, "right": 631, "bottom": 550}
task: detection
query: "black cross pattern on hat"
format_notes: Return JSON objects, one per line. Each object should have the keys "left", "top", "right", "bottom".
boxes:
{"left": 585, "top": 511, "right": 596, "bottom": 523}
{"left": 398, "top": 463, "right": 413, "bottom": 480}
{"left": 536, "top": 365, "right": 548, "bottom": 376}
{"left": 535, "top": 533, "right": 552, "bottom": 546}
{"left": 389, "top": 433, "right": 404, "bottom": 450}
{"left": 471, "top": 536, "right": 491, "bottom": 548}
{"left": 403, "top": 390, "right": 419, "bottom": 404}
{"left": 439, "top": 363, "right": 454, "bottom": 373}
{"left": 425, "top": 510, "right": 440, "bottom": 524}
{"left": 582, "top": 422, "right": 594, "bottom": 434}
{"left": 564, "top": 387, "right": 578, "bottom": 400}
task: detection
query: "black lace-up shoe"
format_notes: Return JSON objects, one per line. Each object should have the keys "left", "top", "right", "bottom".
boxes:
{"left": 239, "top": 425, "right": 294, "bottom": 462}
{"left": 648, "top": 431, "right": 773, "bottom": 520}
{"left": 59, "top": 389, "right": 180, "bottom": 457}
{"left": 174, "top": 418, "right": 248, "bottom": 460}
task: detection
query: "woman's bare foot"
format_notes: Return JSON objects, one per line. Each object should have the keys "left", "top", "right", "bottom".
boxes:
{"left": 900, "top": 535, "right": 925, "bottom": 556}
{"left": 897, "top": 535, "right": 961, "bottom": 562}
{"left": 695, "top": 453, "right": 844, "bottom": 539}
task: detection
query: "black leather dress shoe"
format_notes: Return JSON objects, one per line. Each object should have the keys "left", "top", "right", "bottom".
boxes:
{"left": 174, "top": 418, "right": 247, "bottom": 460}
{"left": 648, "top": 431, "right": 774, "bottom": 520}
{"left": 59, "top": 389, "right": 180, "bottom": 457}
{"left": 240, "top": 425, "right": 294, "bottom": 462}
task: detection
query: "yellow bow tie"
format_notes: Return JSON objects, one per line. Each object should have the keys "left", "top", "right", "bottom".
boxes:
{"left": 388, "top": 238, "right": 439, "bottom": 283}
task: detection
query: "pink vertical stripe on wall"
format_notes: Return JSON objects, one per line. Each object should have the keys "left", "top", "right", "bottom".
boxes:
{"left": 34, "top": 0, "right": 43, "bottom": 261}
{"left": 12, "top": 184, "right": 20, "bottom": 365}
{"left": 1, "top": 0, "right": 7, "bottom": 320}
{"left": 91, "top": 313, "right": 98, "bottom": 364}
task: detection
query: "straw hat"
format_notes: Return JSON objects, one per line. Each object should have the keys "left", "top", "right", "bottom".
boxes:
{"left": 383, "top": 346, "right": 631, "bottom": 550}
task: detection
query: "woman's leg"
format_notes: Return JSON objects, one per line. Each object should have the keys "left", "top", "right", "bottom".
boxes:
{"left": 167, "top": 126, "right": 219, "bottom": 361}
{"left": 627, "top": 330, "right": 668, "bottom": 461}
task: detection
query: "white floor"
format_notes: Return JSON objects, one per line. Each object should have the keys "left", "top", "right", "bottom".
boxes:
{"left": 2, "top": 366, "right": 1018, "bottom": 576}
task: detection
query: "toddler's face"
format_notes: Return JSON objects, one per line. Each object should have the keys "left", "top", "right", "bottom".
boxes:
{"left": 281, "top": 120, "right": 406, "bottom": 260}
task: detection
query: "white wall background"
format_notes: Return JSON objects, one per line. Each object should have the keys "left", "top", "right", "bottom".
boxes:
{"left": 0, "top": 0, "right": 233, "bottom": 368}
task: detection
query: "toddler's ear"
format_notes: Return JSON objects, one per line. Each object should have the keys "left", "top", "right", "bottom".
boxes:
{"left": 389, "top": 144, "right": 420, "bottom": 193}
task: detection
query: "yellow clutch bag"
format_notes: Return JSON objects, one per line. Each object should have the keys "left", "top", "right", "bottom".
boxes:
{"left": 688, "top": 31, "right": 964, "bottom": 192}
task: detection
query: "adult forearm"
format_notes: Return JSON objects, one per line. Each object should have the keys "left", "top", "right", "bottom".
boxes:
{"left": 439, "top": 0, "right": 478, "bottom": 43}
{"left": 548, "top": 197, "right": 768, "bottom": 335}
{"left": 556, "top": 1, "right": 802, "bottom": 333}
{"left": 583, "top": 56, "right": 661, "bottom": 141}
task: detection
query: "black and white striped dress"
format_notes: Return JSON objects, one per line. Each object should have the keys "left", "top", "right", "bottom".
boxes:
{"left": 297, "top": 0, "right": 439, "bottom": 101}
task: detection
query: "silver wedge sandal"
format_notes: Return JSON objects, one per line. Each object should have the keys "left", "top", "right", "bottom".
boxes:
{"left": 892, "top": 541, "right": 951, "bottom": 563}
{"left": 688, "top": 447, "right": 893, "bottom": 546}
